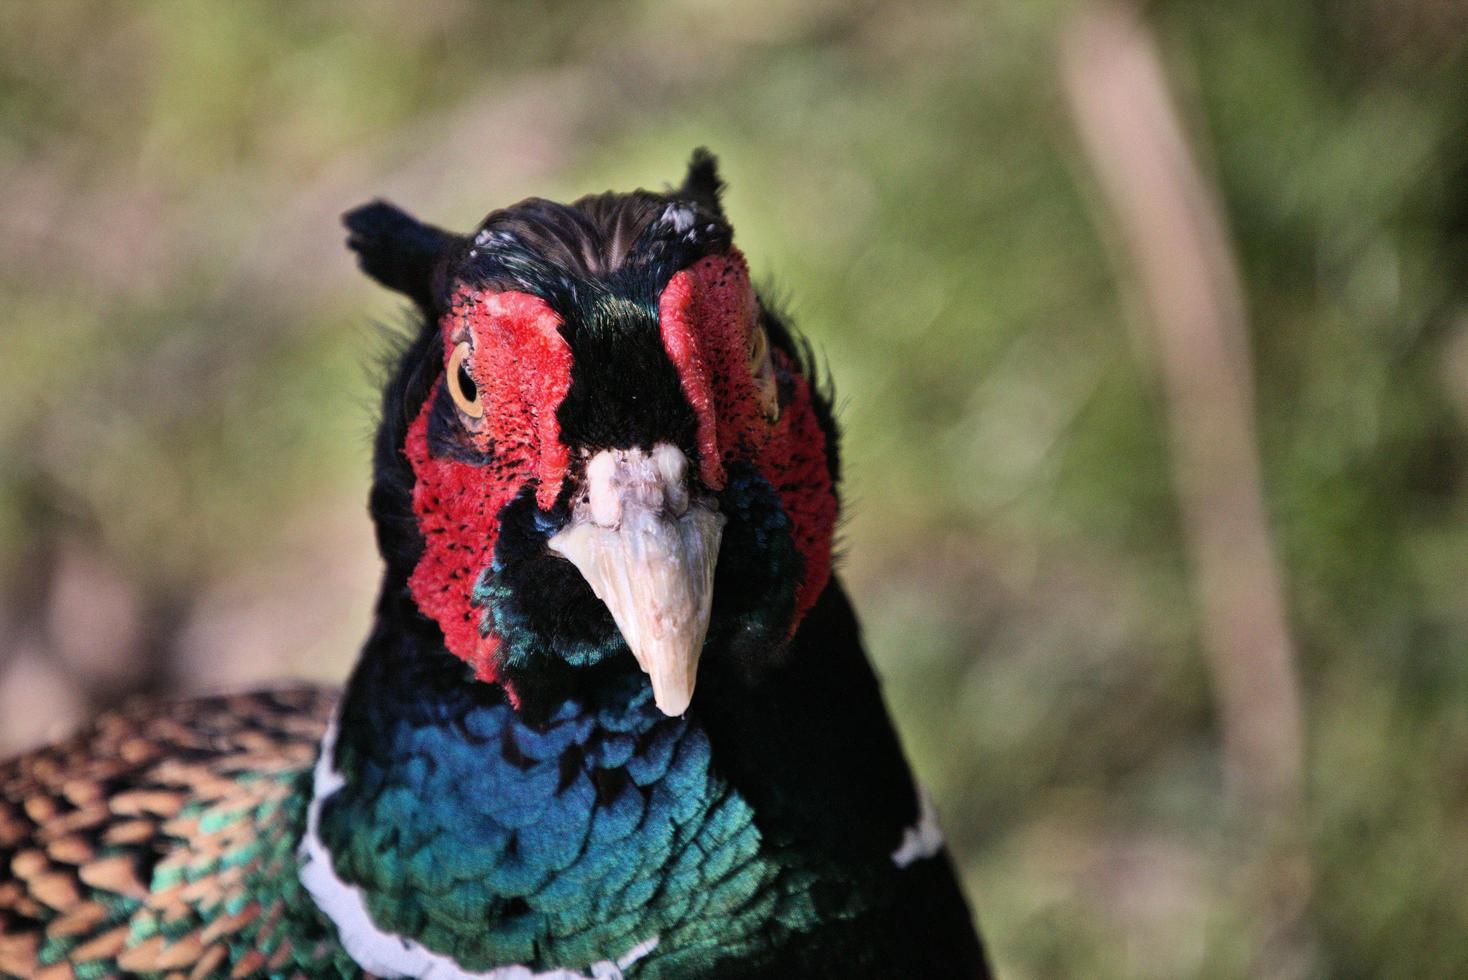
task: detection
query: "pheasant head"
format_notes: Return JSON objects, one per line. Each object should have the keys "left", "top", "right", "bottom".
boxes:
{"left": 349, "top": 151, "right": 839, "bottom": 717}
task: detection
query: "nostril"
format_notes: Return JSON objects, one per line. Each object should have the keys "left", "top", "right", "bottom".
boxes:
{"left": 587, "top": 451, "right": 622, "bottom": 527}
{"left": 664, "top": 479, "right": 689, "bottom": 517}
{"left": 653, "top": 443, "right": 690, "bottom": 516}
{"left": 652, "top": 443, "right": 686, "bottom": 481}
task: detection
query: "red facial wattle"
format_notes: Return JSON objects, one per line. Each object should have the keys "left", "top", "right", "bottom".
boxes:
{"left": 658, "top": 251, "right": 837, "bottom": 631}
{"left": 405, "top": 289, "right": 572, "bottom": 683}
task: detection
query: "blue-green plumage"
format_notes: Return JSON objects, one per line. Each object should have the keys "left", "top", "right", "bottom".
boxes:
{"left": 297, "top": 567, "right": 984, "bottom": 978}
{"left": 316, "top": 611, "right": 862, "bottom": 976}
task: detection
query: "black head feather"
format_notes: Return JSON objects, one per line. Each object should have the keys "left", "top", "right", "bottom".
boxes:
{"left": 343, "top": 200, "right": 465, "bottom": 314}
{"left": 678, "top": 147, "right": 726, "bottom": 218}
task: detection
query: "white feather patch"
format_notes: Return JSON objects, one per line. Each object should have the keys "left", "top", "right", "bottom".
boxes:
{"left": 890, "top": 786, "right": 945, "bottom": 868}
{"left": 658, "top": 204, "right": 695, "bottom": 235}
{"left": 299, "top": 715, "right": 659, "bottom": 979}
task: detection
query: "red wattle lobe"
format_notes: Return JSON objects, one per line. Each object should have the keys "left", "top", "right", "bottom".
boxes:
{"left": 405, "top": 289, "right": 573, "bottom": 684}
{"left": 404, "top": 403, "right": 506, "bottom": 682}
{"left": 658, "top": 267, "right": 726, "bottom": 490}
{"left": 659, "top": 251, "right": 836, "bottom": 632}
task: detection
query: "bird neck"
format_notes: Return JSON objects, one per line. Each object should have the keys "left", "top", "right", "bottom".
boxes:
{"left": 296, "top": 589, "right": 753, "bottom": 975}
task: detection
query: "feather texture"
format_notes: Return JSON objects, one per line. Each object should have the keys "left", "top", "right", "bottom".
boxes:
{"left": 0, "top": 688, "right": 357, "bottom": 979}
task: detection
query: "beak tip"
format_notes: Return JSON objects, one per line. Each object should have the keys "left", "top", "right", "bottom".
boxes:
{"left": 643, "top": 652, "right": 698, "bottom": 717}
{"left": 651, "top": 685, "right": 694, "bottom": 717}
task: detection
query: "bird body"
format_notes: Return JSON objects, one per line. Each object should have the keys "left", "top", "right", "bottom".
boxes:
{"left": 0, "top": 153, "right": 989, "bottom": 978}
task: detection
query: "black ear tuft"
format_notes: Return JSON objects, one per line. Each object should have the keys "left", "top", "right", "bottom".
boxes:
{"left": 343, "top": 200, "right": 464, "bottom": 313}
{"left": 679, "top": 148, "right": 726, "bottom": 217}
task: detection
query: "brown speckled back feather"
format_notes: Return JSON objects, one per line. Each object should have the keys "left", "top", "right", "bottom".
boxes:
{"left": 0, "top": 688, "right": 354, "bottom": 979}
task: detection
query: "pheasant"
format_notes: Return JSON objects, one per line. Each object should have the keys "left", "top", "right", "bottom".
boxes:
{"left": 0, "top": 152, "right": 990, "bottom": 978}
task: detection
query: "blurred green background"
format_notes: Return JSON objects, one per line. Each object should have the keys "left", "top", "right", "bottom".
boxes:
{"left": 2, "top": 1, "right": 1466, "bottom": 976}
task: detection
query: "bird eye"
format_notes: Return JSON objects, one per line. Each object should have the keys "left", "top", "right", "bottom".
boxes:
{"left": 748, "top": 325, "right": 780, "bottom": 422}
{"left": 447, "top": 341, "right": 484, "bottom": 418}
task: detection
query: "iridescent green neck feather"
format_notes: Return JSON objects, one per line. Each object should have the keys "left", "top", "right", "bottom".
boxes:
{"left": 305, "top": 592, "right": 859, "bottom": 978}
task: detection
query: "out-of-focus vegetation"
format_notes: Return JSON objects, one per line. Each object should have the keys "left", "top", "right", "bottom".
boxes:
{"left": 2, "top": 1, "right": 1466, "bottom": 976}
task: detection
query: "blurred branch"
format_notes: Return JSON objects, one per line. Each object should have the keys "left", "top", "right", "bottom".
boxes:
{"left": 1061, "top": 3, "right": 1311, "bottom": 974}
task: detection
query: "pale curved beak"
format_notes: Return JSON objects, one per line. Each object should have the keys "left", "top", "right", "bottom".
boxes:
{"left": 547, "top": 444, "right": 724, "bottom": 716}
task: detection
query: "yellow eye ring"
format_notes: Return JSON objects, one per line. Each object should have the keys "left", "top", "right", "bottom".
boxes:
{"left": 447, "top": 341, "right": 484, "bottom": 418}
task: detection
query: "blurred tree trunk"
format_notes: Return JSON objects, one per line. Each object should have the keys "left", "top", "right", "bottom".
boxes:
{"left": 1062, "top": 5, "right": 1313, "bottom": 977}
